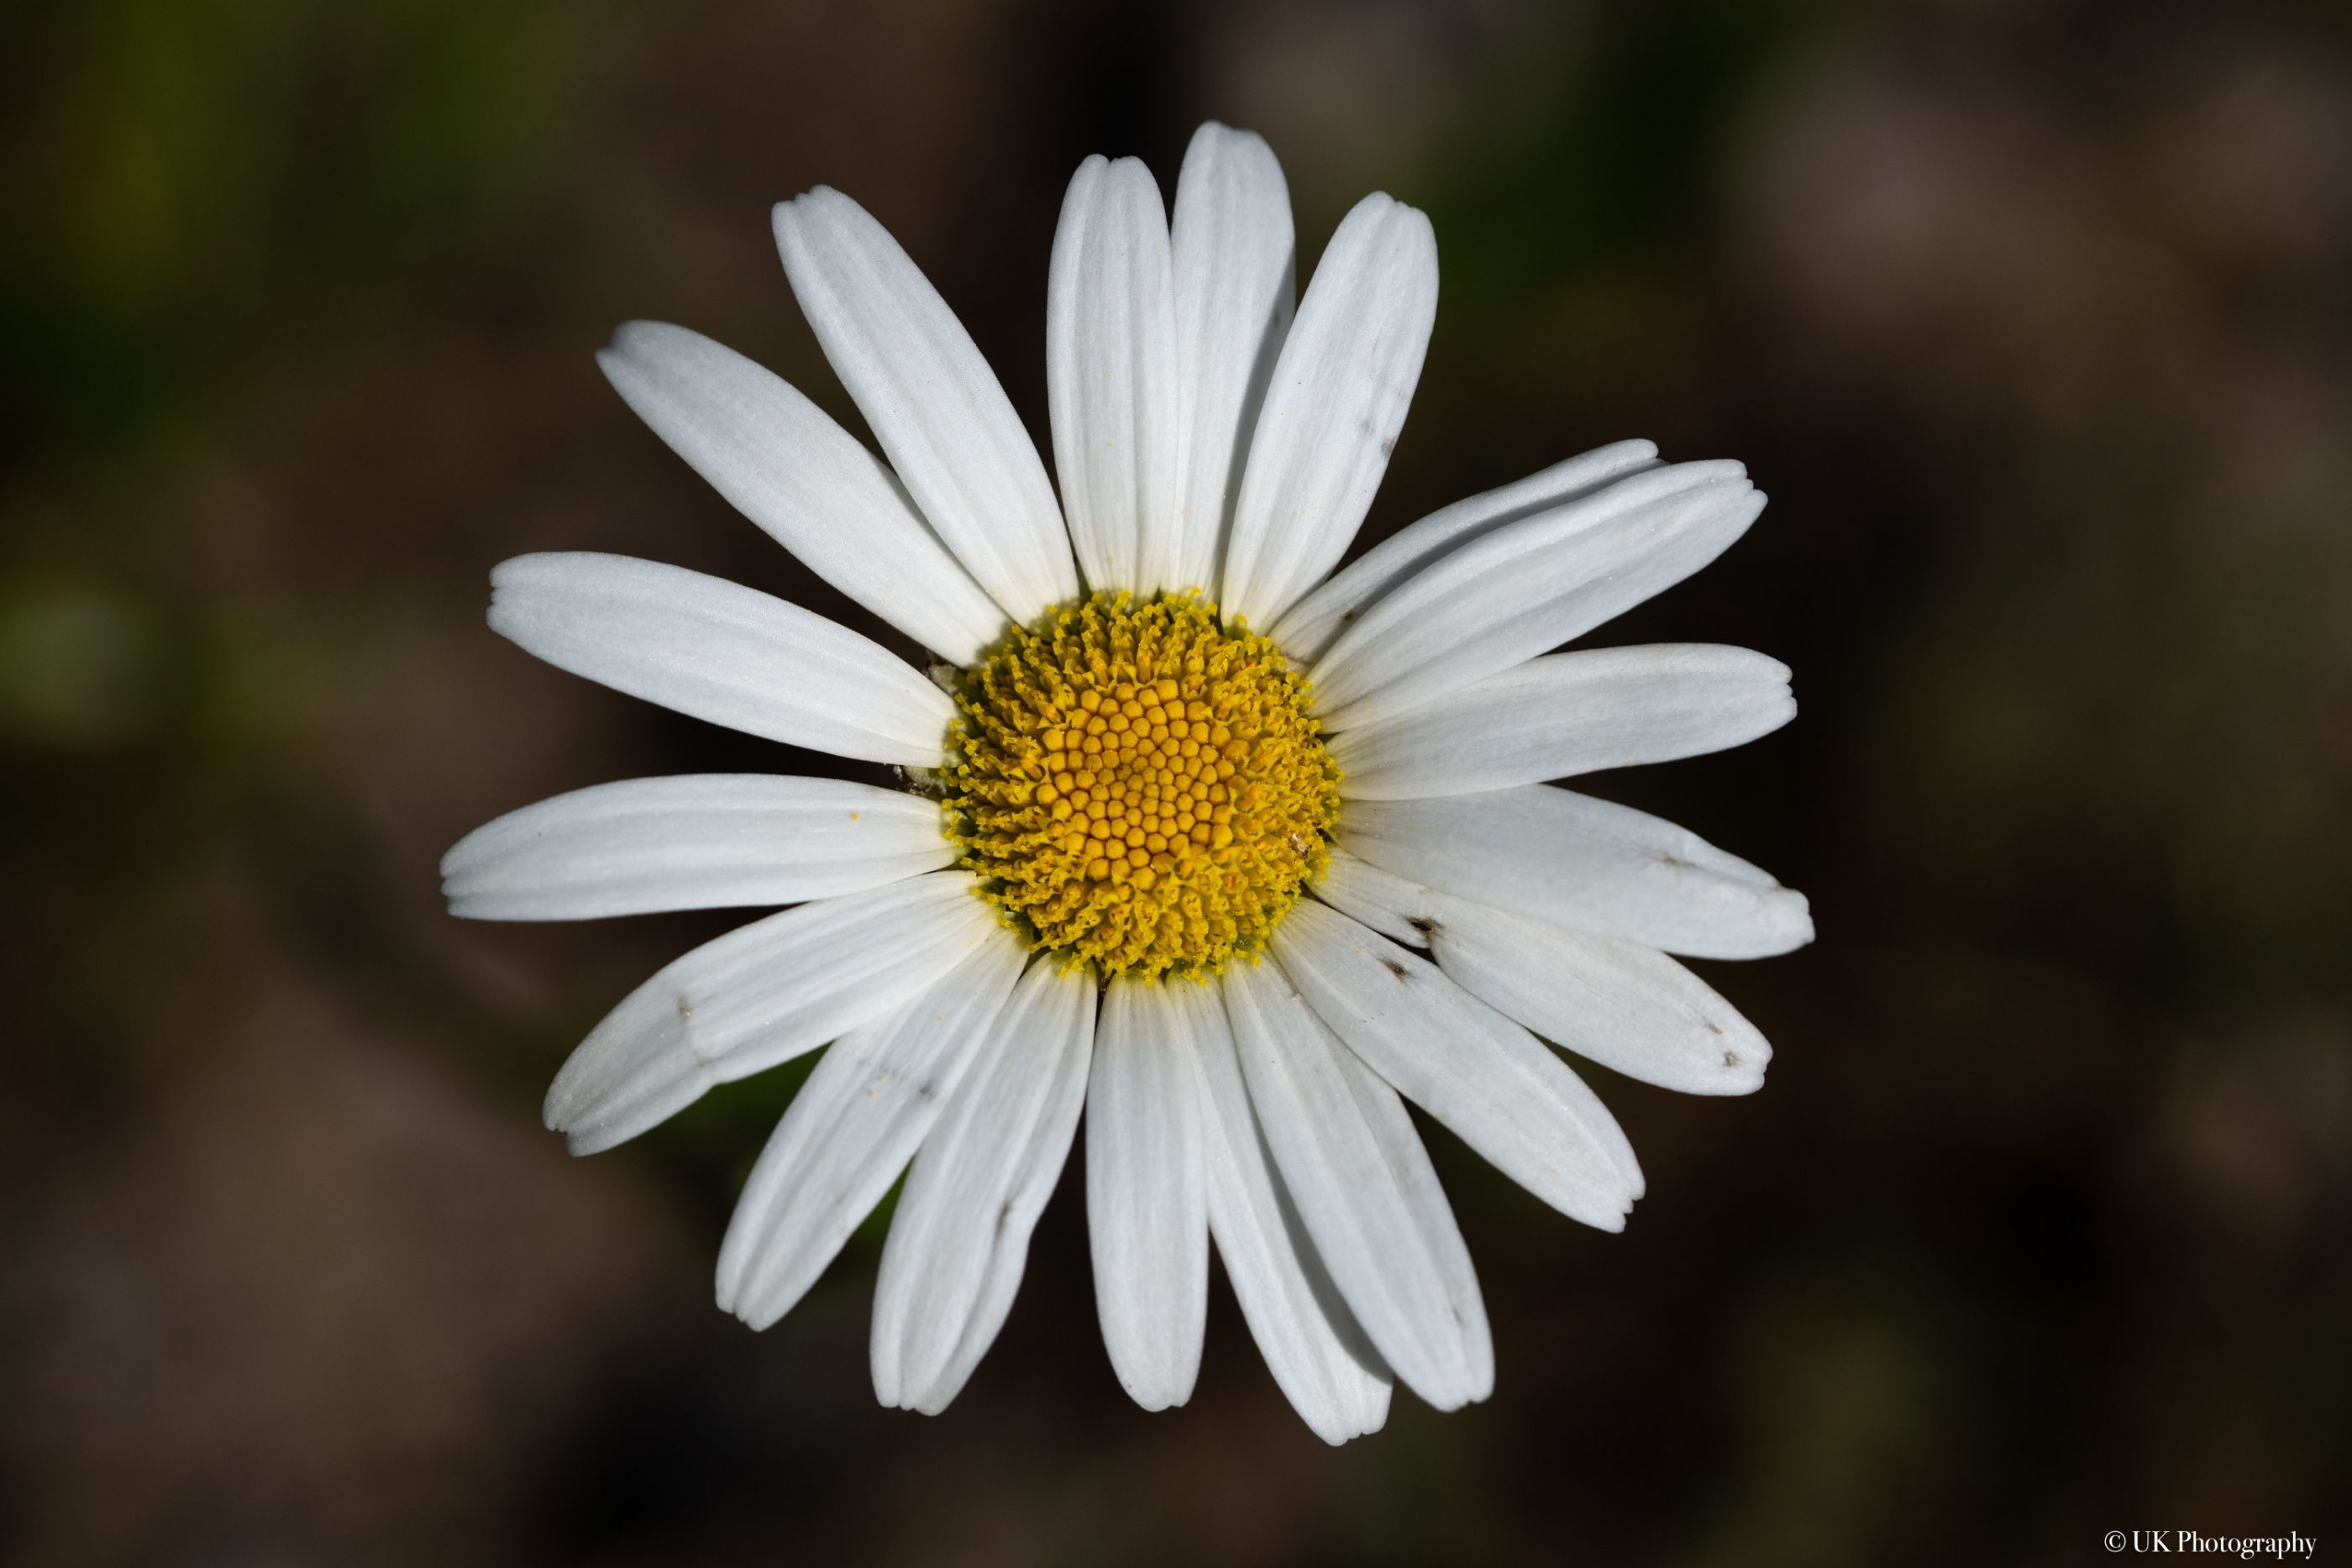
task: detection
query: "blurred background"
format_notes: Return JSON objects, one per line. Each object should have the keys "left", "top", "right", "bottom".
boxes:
{"left": 6, "top": 1, "right": 2349, "bottom": 1563}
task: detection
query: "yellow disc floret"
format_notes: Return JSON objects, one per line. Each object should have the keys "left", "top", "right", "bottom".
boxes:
{"left": 942, "top": 592, "right": 1340, "bottom": 980}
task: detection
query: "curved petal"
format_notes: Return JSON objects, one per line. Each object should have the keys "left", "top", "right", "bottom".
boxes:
{"left": 1268, "top": 440, "right": 1659, "bottom": 663}
{"left": 1339, "top": 785, "right": 1814, "bottom": 960}
{"left": 774, "top": 186, "right": 1079, "bottom": 619}
{"left": 1267, "top": 899, "right": 1643, "bottom": 1230}
{"left": 543, "top": 871, "right": 995, "bottom": 1154}
{"left": 442, "top": 774, "right": 953, "bottom": 921}
{"left": 1047, "top": 155, "right": 1181, "bottom": 596}
{"left": 1170, "top": 122, "right": 1294, "bottom": 599}
{"left": 596, "top": 321, "right": 1008, "bottom": 662}
{"left": 1330, "top": 644, "right": 1795, "bottom": 800}
{"left": 1308, "top": 461, "right": 1766, "bottom": 732}
{"left": 1184, "top": 975, "right": 1391, "bottom": 1444}
{"left": 1218, "top": 192, "right": 1438, "bottom": 631}
{"left": 1087, "top": 977, "right": 1209, "bottom": 1410}
{"left": 1315, "top": 852, "right": 1772, "bottom": 1095}
{"left": 1221, "top": 957, "right": 1491, "bottom": 1410}
{"left": 488, "top": 553, "right": 953, "bottom": 768}
{"left": 715, "top": 925, "right": 1027, "bottom": 1331}
{"left": 872, "top": 962, "right": 1095, "bottom": 1413}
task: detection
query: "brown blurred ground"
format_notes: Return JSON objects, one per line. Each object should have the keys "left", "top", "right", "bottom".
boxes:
{"left": 3, "top": 2, "right": 2349, "bottom": 1565}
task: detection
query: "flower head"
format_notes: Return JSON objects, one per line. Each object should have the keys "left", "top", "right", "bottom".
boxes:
{"left": 946, "top": 590, "right": 1338, "bottom": 979}
{"left": 444, "top": 122, "right": 1809, "bottom": 1443}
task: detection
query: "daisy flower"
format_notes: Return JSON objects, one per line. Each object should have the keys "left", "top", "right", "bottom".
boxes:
{"left": 444, "top": 122, "right": 1810, "bottom": 1444}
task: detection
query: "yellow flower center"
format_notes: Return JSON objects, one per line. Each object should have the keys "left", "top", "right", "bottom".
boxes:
{"left": 942, "top": 592, "right": 1339, "bottom": 980}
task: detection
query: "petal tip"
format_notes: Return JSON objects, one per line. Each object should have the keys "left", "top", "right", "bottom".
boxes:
{"left": 560, "top": 1123, "right": 623, "bottom": 1157}
{"left": 772, "top": 186, "right": 848, "bottom": 239}
{"left": 1114, "top": 1366, "right": 1198, "bottom": 1413}
{"left": 600, "top": 318, "right": 657, "bottom": 359}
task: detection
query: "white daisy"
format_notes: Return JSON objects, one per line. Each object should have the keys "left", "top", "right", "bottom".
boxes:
{"left": 444, "top": 122, "right": 1810, "bottom": 1445}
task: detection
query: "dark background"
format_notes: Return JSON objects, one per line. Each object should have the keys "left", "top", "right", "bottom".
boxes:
{"left": 6, "top": 2, "right": 2348, "bottom": 1564}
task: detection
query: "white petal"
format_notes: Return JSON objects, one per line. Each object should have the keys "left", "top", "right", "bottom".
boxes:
{"left": 774, "top": 187, "right": 1079, "bottom": 619}
{"left": 1315, "top": 851, "right": 1773, "bottom": 1095}
{"left": 596, "top": 321, "right": 1008, "bottom": 663}
{"left": 1331, "top": 644, "right": 1795, "bottom": 800}
{"left": 543, "top": 871, "right": 995, "bottom": 1155}
{"left": 1220, "top": 957, "right": 1492, "bottom": 1410}
{"left": 1340, "top": 785, "right": 1814, "bottom": 959}
{"left": 1268, "top": 440, "right": 1660, "bottom": 663}
{"left": 715, "top": 926, "right": 1027, "bottom": 1330}
{"left": 1169, "top": 123, "right": 1294, "bottom": 599}
{"left": 1307, "top": 850, "right": 1435, "bottom": 949}
{"left": 871, "top": 962, "right": 1095, "bottom": 1413}
{"left": 1308, "top": 460, "right": 1766, "bottom": 731}
{"left": 1047, "top": 155, "right": 1181, "bottom": 596}
{"left": 1184, "top": 975, "right": 1391, "bottom": 1444}
{"left": 488, "top": 553, "right": 953, "bottom": 768}
{"left": 1086, "top": 977, "right": 1209, "bottom": 1410}
{"left": 1218, "top": 192, "right": 1438, "bottom": 631}
{"left": 442, "top": 774, "right": 952, "bottom": 921}
{"left": 1268, "top": 899, "right": 1643, "bottom": 1230}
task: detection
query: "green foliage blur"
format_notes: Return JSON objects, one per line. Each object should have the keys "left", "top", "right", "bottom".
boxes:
{"left": 4, "top": 3, "right": 2347, "bottom": 1565}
